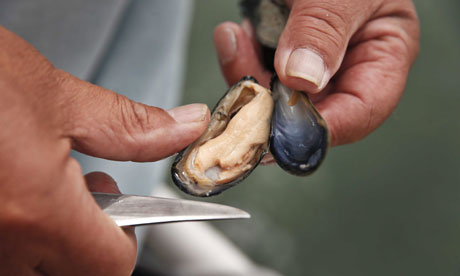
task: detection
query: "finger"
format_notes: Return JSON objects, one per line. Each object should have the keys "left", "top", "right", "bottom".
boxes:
{"left": 37, "top": 159, "right": 137, "bottom": 275}
{"left": 260, "top": 152, "right": 275, "bottom": 165}
{"left": 316, "top": 15, "right": 418, "bottom": 146}
{"left": 84, "top": 171, "right": 135, "bottom": 237}
{"left": 275, "top": 0, "right": 373, "bottom": 93}
{"left": 58, "top": 73, "right": 210, "bottom": 162}
{"left": 214, "top": 21, "right": 272, "bottom": 87}
{"left": 85, "top": 171, "right": 121, "bottom": 194}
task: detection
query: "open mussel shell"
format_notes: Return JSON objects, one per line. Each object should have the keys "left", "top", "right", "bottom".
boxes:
{"left": 171, "top": 76, "right": 274, "bottom": 197}
{"left": 270, "top": 78, "right": 330, "bottom": 176}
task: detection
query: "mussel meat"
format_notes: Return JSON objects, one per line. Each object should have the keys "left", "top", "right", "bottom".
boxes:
{"left": 171, "top": 77, "right": 274, "bottom": 196}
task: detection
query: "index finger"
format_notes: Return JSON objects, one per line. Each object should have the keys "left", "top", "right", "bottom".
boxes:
{"left": 214, "top": 21, "right": 272, "bottom": 87}
{"left": 316, "top": 16, "right": 418, "bottom": 146}
{"left": 35, "top": 159, "right": 137, "bottom": 275}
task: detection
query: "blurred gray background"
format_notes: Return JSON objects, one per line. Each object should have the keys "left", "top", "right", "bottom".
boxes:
{"left": 171, "top": 0, "right": 460, "bottom": 275}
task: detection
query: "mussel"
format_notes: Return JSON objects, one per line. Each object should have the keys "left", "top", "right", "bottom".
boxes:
{"left": 171, "top": 77, "right": 274, "bottom": 196}
{"left": 171, "top": 0, "right": 330, "bottom": 197}
{"left": 270, "top": 78, "right": 329, "bottom": 175}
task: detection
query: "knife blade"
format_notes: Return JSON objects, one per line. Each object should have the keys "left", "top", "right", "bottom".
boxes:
{"left": 92, "top": 192, "right": 250, "bottom": 227}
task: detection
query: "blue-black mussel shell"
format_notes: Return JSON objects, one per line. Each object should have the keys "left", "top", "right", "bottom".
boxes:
{"left": 270, "top": 78, "right": 329, "bottom": 176}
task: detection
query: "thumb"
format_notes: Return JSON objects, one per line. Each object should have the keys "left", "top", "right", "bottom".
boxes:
{"left": 59, "top": 72, "right": 210, "bottom": 162}
{"left": 275, "top": 0, "right": 368, "bottom": 93}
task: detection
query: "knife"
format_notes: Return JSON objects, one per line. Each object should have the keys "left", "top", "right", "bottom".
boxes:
{"left": 92, "top": 192, "right": 250, "bottom": 227}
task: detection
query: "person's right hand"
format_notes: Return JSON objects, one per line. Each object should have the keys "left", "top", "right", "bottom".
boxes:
{"left": 0, "top": 26, "right": 210, "bottom": 275}
{"left": 214, "top": 0, "right": 419, "bottom": 147}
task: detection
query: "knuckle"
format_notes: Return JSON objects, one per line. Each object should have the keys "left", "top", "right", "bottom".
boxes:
{"left": 372, "top": 33, "right": 414, "bottom": 73}
{"left": 0, "top": 200, "right": 41, "bottom": 231}
{"left": 329, "top": 96, "right": 375, "bottom": 146}
{"left": 373, "top": 1, "right": 420, "bottom": 63}
{"left": 291, "top": 2, "right": 349, "bottom": 49}
{"left": 114, "top": 95, "right": 152, "bottom": 152}
{"left": 390, "top": 38, "right": 411, "bottom": 64}
{"left": 118, "top": 97, "right": 150, "bottom": 136}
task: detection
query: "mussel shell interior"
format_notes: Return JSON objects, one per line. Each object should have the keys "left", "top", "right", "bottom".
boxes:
{"left": 172, "top": 76, "right": 273, "bottom": 197}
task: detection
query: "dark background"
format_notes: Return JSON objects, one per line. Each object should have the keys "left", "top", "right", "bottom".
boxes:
{"left": 175, "top": 0, "right": 460, "bottom": 275}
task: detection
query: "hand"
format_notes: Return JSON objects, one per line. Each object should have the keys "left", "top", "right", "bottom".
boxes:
{"left": 214, "top": 0, "right": 419, "bottom": 146}
{"left": 0, "top": 26, "right": 210, "bottom": 275}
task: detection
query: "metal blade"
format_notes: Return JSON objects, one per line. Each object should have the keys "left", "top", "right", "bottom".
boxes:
{"left": 92, "top": 192, "right": 250, "bottom": 227}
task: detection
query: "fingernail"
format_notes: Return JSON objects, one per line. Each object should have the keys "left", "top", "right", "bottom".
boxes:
{"left": 167, "top": 103, "right": 208, "bottom": 124}
{"left": 286, "top": 48, "right": 328, "bottom": 90}
{"left": 215, "top": 27, "right": 237, "bottom": 65}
